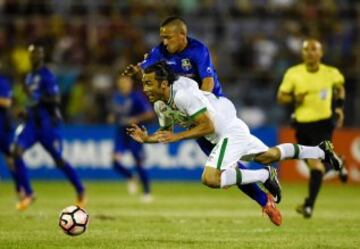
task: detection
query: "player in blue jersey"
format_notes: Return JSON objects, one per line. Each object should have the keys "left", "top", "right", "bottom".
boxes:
{"left": 108, "top": 75, "right": 154, "bottom": 202}
{"left": 123, "top": 16, "right": 281, "bottom": 225}
{"left": 123, "top": 16, "right": 222, "bottom": 96}
{"left": 12, "top": 44, "right": 85, "bottom": 211}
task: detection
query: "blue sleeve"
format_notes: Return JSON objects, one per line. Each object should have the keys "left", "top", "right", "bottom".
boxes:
{"left": 139, "top": 46, "right": 163, "bottom": 69}
{"left": 42, "top": 71, "right": 60, "bottom": 96}
{"left": 194, "top": 45, "right": 216, "bottom": 80}
{"left": 135, "top": 92, "right": 152, "bottom": 113}
{"left": 0, "top": 78, "right": 12, "bottom": 98}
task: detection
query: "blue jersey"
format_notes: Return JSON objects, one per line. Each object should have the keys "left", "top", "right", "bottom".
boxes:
{"left": 112, "top": 91, "right": 151, "bottom": 156}
{"left": 0, "top": 75, "right": 12, "bottom": 133}
{"left": 111, "top": 91, "right": 152, "bottom": 128}
{"left": 24, "top": 66, "right": 61, "bottom": 125}
{"left": 15, "top": 67, "right": 63, "bottom": 159}
{"left": 140, "top": 37, "right": 223, "bottom": 96}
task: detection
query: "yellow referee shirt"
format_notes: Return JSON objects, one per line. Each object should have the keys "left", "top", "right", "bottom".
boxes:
{"left": 279, "top": 63, "right": 344, "bottom": 123}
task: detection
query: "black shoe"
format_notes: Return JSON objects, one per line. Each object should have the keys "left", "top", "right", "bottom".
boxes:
{"left": 263, "top": 166, "right": 282, "bottom": 204}
{"left": 318, "top": 141, "right": 342, "bottom": 171}
{"left": 337, "top": 155, "right": 348, "bottom": 183}
{"left": 296, "top": 203, "right": 312, "bottom": 219}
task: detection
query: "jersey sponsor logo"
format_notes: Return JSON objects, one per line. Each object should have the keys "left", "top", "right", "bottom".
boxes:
{"left": 181, "top": 59, "right": 192, "bottom": 71}
{"left": 159, "top": 102, "right": 192, "bottom": 128}
{"left": 166, "top": 60, "right": 176, "bottom": 65}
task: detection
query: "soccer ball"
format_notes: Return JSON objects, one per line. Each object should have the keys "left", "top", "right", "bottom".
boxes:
{"left": 59, "top": 205, "right": 89, "bottom": 236}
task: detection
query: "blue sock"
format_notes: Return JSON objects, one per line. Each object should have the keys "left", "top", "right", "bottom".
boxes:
{"left": 237, "top": 162, "right": 268, "bottom": 207}
{"left": 9, "top": 169, "right": 21, "bottom": 193}
{"left": 113, "top": 160, "right": 133, "bottom": 179}
{"left": 135, "top": 160, "right": 150, "bottom": 194}
{"left": 15, "top": 159, "right": 33, "bottom": 196}
{"left": 59, "top": 161, "right": 85, "bottom": 194}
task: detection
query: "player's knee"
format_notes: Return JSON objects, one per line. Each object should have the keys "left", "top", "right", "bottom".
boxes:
{"left": 255, "top": 149, "right": 279, "bottom": 164}
{"left": 201, "top": 168, "right": 220, "bottom": 188}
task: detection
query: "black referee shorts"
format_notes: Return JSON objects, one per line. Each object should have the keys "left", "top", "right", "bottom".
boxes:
{"left": 295, "top": 118, "right": 335, "bottom": 146}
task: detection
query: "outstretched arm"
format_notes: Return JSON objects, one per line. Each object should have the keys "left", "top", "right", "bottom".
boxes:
{"left": 156, "top": 111, "right": 214, "bottom": 143}
{"left": 127, "top": 111, "right": 214, "bottom": 144}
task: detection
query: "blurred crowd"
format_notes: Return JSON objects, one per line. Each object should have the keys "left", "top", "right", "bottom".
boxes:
{"left": 0, "top": 0, "right": 359, "bottom": 126}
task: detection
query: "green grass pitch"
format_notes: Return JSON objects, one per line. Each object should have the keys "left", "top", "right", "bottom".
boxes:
{"left": 0, "top": 181, "right": 359, "bottom": 249}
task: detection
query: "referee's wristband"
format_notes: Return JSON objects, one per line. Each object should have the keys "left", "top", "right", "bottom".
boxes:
{"left": 335, "top": 98, "right": 345, "bottom": 108}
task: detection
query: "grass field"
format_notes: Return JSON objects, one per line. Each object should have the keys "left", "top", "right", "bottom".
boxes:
{"left": 0, "top": 181, "right": 359, "bottom": 249}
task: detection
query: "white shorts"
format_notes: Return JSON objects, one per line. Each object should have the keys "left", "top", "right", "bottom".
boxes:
{"left": 205, "top": 127, "right": 269, "bottom": 170}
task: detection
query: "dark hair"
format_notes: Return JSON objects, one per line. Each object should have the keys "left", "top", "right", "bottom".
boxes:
{"left": 143, "top": 61, "right": 178, "bottom": 85}
{"left": 160, "top": 16, "right": 187, "bottom": 27}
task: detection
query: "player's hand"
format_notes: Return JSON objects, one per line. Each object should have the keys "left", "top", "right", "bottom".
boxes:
{"left": 122, "top": 64, "right": 140, "bottom": 76}
{"left": 126, "top": 124, "right": 148, "bottom": 143}
{"left": 156, "top": 131, "right": 180, "bottom": 143}
{"left": 334, "top": 108, "right": 344, "bottom": 128}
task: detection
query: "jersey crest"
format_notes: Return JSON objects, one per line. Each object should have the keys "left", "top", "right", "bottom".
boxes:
{"left": 181, "top": 58, "right": 192, "bottom": 71}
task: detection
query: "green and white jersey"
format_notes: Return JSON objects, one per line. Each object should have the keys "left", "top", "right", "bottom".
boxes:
{"left": 154, "top": 76, "right": 269, "bottom": 170}
{"left": 154, "top": 100, "right": 192, "bottom": 129}
{"left": 154, "top": 76, "right": 200, "bottom": 129}
{"left": 154, "top": 76, "right": 250, "bottom": 144}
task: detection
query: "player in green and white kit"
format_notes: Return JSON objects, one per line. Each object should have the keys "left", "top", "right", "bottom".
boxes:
{"left": 127, "top": 62, "right": 342, "bottom": 205}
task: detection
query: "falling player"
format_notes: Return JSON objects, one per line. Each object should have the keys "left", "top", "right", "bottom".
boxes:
{"left": 127, "top": 62, "right": 343, "bottom": 222}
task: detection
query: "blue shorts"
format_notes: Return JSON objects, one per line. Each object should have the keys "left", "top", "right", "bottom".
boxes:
{"left": 114, "top": 128, "right": 144, "bottom": 160}
{"left": 14, "top": 120, "right": 63, "bottom": 161}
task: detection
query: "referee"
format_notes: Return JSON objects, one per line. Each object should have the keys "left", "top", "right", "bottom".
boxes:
{"left": 277, "top": 39, "right": 347, "bottom": 218}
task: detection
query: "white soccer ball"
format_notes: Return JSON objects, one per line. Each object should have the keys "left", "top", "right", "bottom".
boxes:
{"left": 59, "top": 205, "right": 89, "bottom": 236}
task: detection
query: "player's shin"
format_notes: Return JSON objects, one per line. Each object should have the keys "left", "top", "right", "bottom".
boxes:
{"left": 237, "top": 162, "right": 267, "bottom": 207}
{"left": 135, "top": 159, "right": 150, "bottom": 194}
{"left": 220, "top": 168, "right": 239, "bottom": 188}
{"left": 276, "top": 143, "right": 324, "bottom": 160}
{"left": 220, "top": 167, "right": 269, "bottom": 188}
{"left": 15, "top": 159, "right": 33, "bottom": 196}
{"left": 58, "top": 161, "right": 85, "bottom": 194}
{"left": 8, "top": 168, "right": 21, "bottom": 193}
